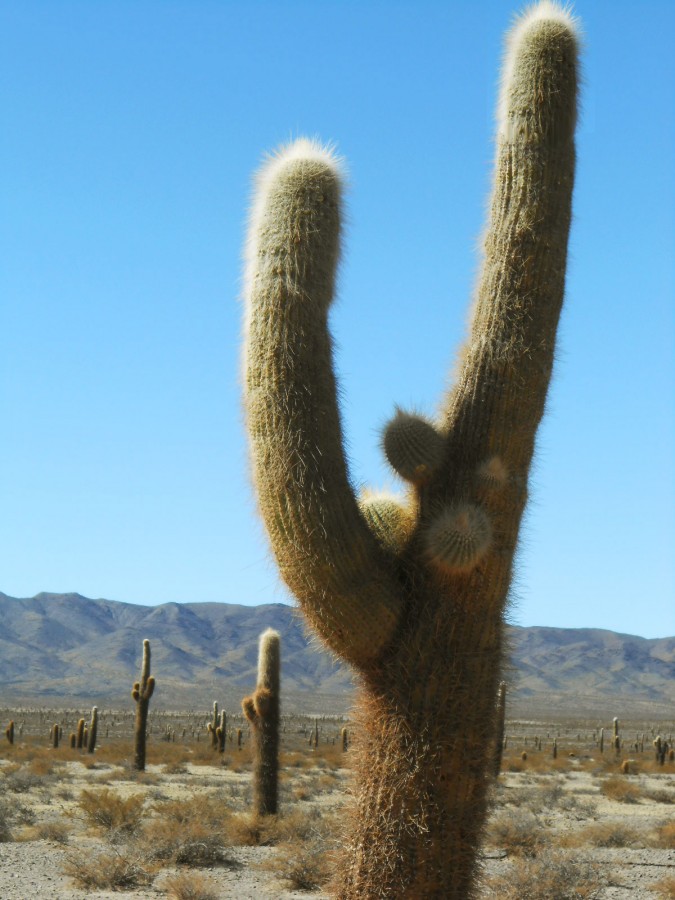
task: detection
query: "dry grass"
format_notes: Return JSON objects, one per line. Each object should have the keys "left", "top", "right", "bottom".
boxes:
{"left": 163, "top": 871, "right": 220, "bottom": 900}
{"left": 562, "top": 821, "right": 642, "bottom": 848}
{"left": 481, "top": 850, "right": 602, "bottom": 899}
{"left": 652, "top": 822, "right": 675, "bottom": 850}
{"left": 78, "top": 787, "right": 146, "bottom": 836}
{"left": 486, "top": 810, "right": 547, "bottom": 857}
{"left": 600, "top": 775, "right": 642, "bottom": 803}
{"left": 650, "top": 876, "right": 675, "bottom": 899}
{"left": 63, "top": 846, "right": 157, "bottom": 890}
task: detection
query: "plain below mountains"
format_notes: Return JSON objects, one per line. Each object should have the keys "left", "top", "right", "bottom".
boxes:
{"left": 0, "top": 592, "right": 673, "bottom": 718}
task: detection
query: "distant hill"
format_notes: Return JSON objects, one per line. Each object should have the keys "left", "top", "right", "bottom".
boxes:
{"left": 0, "top": 592, "right": 673, "bottom": 718}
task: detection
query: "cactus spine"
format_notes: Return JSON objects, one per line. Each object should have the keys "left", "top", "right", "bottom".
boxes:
{"left": 242, "top": 3, "right": 579, "bottom": 895}
{"left": 242, "top": 628, "right": 280, "bottom": 816}
{"left": 132, "top": 638, "right": 155, "bottom": 771}
{"left": 87, "top": 706, "right": 98, "bottom": 754}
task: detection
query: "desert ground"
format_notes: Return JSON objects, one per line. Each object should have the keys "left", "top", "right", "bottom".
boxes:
{"left": 0, "top": 708, "right": 673, "bottom": 899}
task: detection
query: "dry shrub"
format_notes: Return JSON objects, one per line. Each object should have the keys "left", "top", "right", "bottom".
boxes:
{"left": 652, "top": 822, "right": 675, "bottom": 849}
{"left": 481, "top": 850, "right": 601, "bottom": 899}
{"left": 143, "top": 794, "right": 234, "bottom": 867}
{"left": 163, "top": 871, "right": 220, "bottom": 900}
{"left": 486, "top": 810, "right": 547, "bottom": 857}
{"left": 63, "top": 846, "right": 157, "bottom": 890}
{"left": 0, "top": 795, "right": 34, "bottom": 840}
{"left": 227, "top": 811, "right": 282, "bottom": 846}
{"left": 644, "top": 788, "right": 675, "bottom": 804}
{"left": 34, "top": 820, "right": 71, "bottom": 844}
{"left": 600, "top": 775, "right": 641, "bottom": 803}
{"left": 650, "top": 876, "right": 675, "bottom": 899}
{"left": 565, "top": 821, "right": 641, "bottom": 848}
{"left": 262, "top": 836, "right": 334, "bottom": 891}
{"left": 78, "top": 787, "right": 145, "bottom": 836}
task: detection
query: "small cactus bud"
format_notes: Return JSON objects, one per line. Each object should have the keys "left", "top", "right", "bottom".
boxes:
{"left": 425, "top": 503, "right": 492, "bottom": 573}
{"left": 477, "top": 456, "right": 508, "bottom": 489}
{"left": 359, "top": 491, "right": 414, "bottom": 553}
{"left": 382, "top": 410, "right": 444, "bottom": 484}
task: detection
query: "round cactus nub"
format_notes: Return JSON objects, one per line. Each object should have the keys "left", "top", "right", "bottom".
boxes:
{"left": 382, "top": 409, "right": 444, "bottom": 484}
{"left": 358, "top": 491, "right": 414, "bottom": 554}
{"left": 425, "top": 503, "right": 492, "bottom": 573}
{"left": 477, "top": 456, "right": 509, "bottom": 489}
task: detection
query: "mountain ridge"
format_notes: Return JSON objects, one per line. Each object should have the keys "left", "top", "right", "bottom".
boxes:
{"left": 1, "top": 593, "right": 673, "bottom": 717}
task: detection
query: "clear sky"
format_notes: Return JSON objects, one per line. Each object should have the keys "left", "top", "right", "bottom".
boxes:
{"left": 1, "top": 1, "right": 673, "bottom": 639}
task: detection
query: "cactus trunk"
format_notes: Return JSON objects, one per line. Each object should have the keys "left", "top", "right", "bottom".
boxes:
{"left": 132, "top": 639, "right": 155, "bottom": 771}
{"left": 242, "top": 629, "right": 280, "bottom": 816}
{"left": 242, "top": 4, "right": 579, "bottom": 896}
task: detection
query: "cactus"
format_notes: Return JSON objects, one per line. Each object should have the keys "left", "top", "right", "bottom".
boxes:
{"left": 599, "top": 727, "right": 604, "bottom": 754}
{"left": 5, "top": 721, "right": 14, "bottom": 745}
{"left": 613, "top": 717, "right": 621, "bottom": 754}
{"left": 493, "top": 682, "right": 507, "bottom": 776}
{"left": 208, "top": 702, "right": 219, "bottom": 749}
{"left": 76, "top": 717, "right": 85, "bottom": 750}
{"left": 552, "top": 738, "right": 558, "bottom": 759}
{"left": 341, "top": 727, "right": 349, "bottom": 752}
{"left": 216, "top": 711, "right": 227, "bottom": 753}
{"left": 242, "top": 628, "right": 280, "bottom": 816}
{"left": 69, "top": 733, "right": 76, "bottom": 749}
{"left": 50, "top": 723, "right": 59, "bottom": 749}
{"left": 87, "top": 706, "right": 98, "bottom": 754}
{"left": 242, "top": 2, "right": 579, "bottom": 895}
{"left": 132, "top": 638, "right": 155, "bottom": 771}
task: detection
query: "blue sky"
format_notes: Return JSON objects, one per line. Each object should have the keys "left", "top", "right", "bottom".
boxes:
{"left": 1, "top": 1, "right": 673, "bottom": 639}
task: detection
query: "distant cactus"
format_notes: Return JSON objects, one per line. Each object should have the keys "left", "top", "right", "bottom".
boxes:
{"left": 208, "top": 702, "right": 219, "bottom": 749}
{"left": 552, "top": 738, "right": 558, "bottom": 760}
{"left": 132, "top": 638, "right": 155, "bottom": 771}
{"left": 242, "top": 2, "right": 580, "bottom": 893}
{"left": 5, "top": 721, "right": 14, "bottom": 745}
{"left": 216, "top": 711, "right": 227, "bottom": 753}
{"left": 69, "top": 733, "right": 76, "bottom": 749}
{"left": 87, "top": 706, "right": 98, "bottom": 754}
{"left": 599, "top": 727, "right": 604, "bottom": 754}
{"left": 76, "top": 718, "right": 85, "bottom": 750}
{"left": 613, "top": 717, "right": 620, "bottom": 754}
{"left": 242, "top": 628, "right": 280, "bottom": 815}
{"left": 492, "top": 682, "right": 507, "bottom": 776}
{"left": 341, "top": 727, "right": 349, "bottom": 752}
{"left": 51, "top": 723, "right": 59, "bottom": 749}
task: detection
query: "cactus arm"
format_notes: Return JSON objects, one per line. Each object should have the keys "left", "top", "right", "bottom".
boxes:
{"left": 244, "top": 140, "right": 404, "bottom": 668}
{"left": 439, "top": 12, "right": 578, "bottom": 483}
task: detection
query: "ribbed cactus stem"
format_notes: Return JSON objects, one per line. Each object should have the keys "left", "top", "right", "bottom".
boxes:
{"left": 76, "top": 718, "right": 85, "bottom": 750}
{"left": 242, "top": 3, "right": 580, "bottom": 895}
{"left": 51, "top": 723, "right": 59, "bottom": 749}
{"left": 242, "top": 628, "right": 280, "bottom": 815}
{"left": 493, "top": 681, "right": 507, "bottom": 776}
{"left": 132, "top": 639, "right": 155, "bottom": 771}
{"left": 87, "top": 707, "right": 98, "bottom": 754}
{"left": 5, "top": 721, "right": 14, "bottom": 745}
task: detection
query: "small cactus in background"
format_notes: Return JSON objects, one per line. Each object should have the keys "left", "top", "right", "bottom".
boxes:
{"left": 492, "top": 682, "right": 507, "bottom": 776}
{"left": 341, "top": 727, "right": 349, "bottom": 752}
{"left": 552, "top": 738, "right": 558, "bottom": 759}
{"left": 613, "top": 717, "right": 620, "bottom": 754}
{"left": 76, "top": 718, "right": 85, "bottom": 750}
{"left": 216, "top": 711, "right": 227, "bottom": 753}
{"left": 5, "top": 721, "right": 14, "bottom": 745}
{"left": 50, "top": 723, "right": 59, "bottom": 749}
{"left": 87, "top": 706, "right": 98, "bottom": 754}
{"left": 132, "top": 638, "right": 155, "bottom": 771}
{"left": 242, "top": 628, "right": 280, "bottom": 816}
{"left": 237, "top": 728, "right": 243, "bottom": 750}
{"left": 599, "top": 727, "right": 604, "bottom": 754}
{"left": 208, "top": 702, "right": 219, "bottom": 749}
{"left": 242, "top": 2, "right": 580, "bottom": 892}
{"left": 69, "top": 733, "right": 76, "bottom": 749}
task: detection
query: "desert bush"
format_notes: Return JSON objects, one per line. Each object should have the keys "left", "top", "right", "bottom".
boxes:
{"left": 600, "top": 775, "right": 641, "bottom": 803}
{"left": 481, "top": 850, "right": 601, "bottom": 899}
{"left": 486, "top": 810, "right": 547, "bottom": 858}
{"left": 63, "top": 846, "right": 156, "bottom": 890}
{"left": 227, "top": 811, "right": 282, "bottom": 846}
{"left": 652, "top": 822, "right": 675, "bottom": 850}
{"left": 78, "top": 787, "right": 145, "bottom": 836}
{"left": 263, "top": 836, "right": 334, "bottom": 891}
{"left": 163, "top": 871, "right": 220, "bottom": 900}
{"left": 34, "top": 820, "right": 71, "bottom": 844}
{"left": 644, "top": 788, "right": 675, "bottom": 804}
{"left": 650, "top": 876, "right": 675, "bottom": 899}
{"left": 3, "top": 770, "right": 45, "bottom": 793}
{"left": 565, "top": 822, "right": 642, "bottom": 848}
{"left": 0, "top": 795, "right": 35, "bottom": 840}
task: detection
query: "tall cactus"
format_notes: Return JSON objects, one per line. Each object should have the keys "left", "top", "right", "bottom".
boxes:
{"left": 242, "top": 628, "right": 280, "bottom": 816}
{"left": 87, "top": 706, "right": 98, "bottom": 754}
{"left": 131, "top": 639, "right": 155, "bottom": 771}
{"left": 242, "top": 3, "right": 579, "bottom": 896}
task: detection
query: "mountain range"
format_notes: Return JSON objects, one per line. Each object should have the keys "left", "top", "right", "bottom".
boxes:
{"left": 0, "top": 592, "right": 673, "bottom": 718}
